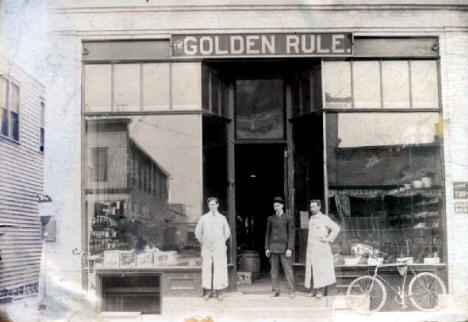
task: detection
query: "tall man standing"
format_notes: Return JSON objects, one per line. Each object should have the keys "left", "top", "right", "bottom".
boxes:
{"left": 195, "top": 197, "right": 231, "bottom": 300}
{"left": 304, "top": 199, "right": 340, "bottom": 298}
{"left": 265, "top": 197, "right": 296, "bottom": 298}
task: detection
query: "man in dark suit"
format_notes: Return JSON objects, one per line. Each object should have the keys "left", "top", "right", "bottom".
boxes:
{"left": 265, "top": 197, "right": 296, "bottom": 298}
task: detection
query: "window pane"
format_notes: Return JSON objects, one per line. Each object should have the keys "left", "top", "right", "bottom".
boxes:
{"left": 92, "top": 147, "right": 108, "bottom": 182}
{"left": 41, "top": 101, "right": 45, "bottom": 128}
{"left": 201, "top": 65, "right": 210, "bottom": 111}
{"left": 142, "top": 63, "right": 170, "bottom": 111}
{"left": 323, "top": 61, "right": 352, "bottom": 108}
{"left": 211, "top": 72, "right": 220, "bottom": 114}
{"left": 85, "top": 65, "right": 112, "bottom": 112}
{"left": 40, "top": 128, "right": 45, "bottom": 152}
{"left": 353, "top": 61, "right": 381, "bottom": 108}
{"left": 0, "top": 77, "right": 7, "bottom": 108}
{"left": 114, "top": 64, "right": 141, "bottom": 112}
{"left": 10, "top": 112, "right": 18, "bottom": 141}
{"left": 236, "top": 79, "right": 284, "bottom": 139}
{"left": 1, "top": 108, "right": 8, "bottom": 136}
{"left": 411, "top": 60, "right": 439, "bottom": 108}
{"left": 9, "top": 83, "right": 19, "bottom": 113}
{"left": 326, "top": 112, "right": 444, "bottom": 265}
{"left": 171, "top": 63, "right": 201, "bottom": 110}
{"left": 85, "top": 115, "right": 202, "bottom": 268}
{"left": 382, "top": 61, "right": 410, "bottom": 108}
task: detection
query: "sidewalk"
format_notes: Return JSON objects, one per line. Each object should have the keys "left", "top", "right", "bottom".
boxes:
{"left": 2, "top": 292, "right": 468, "bottom": 322}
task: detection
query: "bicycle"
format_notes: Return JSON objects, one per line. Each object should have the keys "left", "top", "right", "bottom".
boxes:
{"left": 346, "top": 259, "right": 446, "bottom": 314}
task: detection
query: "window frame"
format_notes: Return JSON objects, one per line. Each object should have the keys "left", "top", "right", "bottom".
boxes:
{"left": 0, "top": 76, "right": 20, "bottom": 142}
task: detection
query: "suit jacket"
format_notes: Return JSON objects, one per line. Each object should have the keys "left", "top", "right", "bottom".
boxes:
{"left": 264, "top": 212, "right": 295, "bottom": 253}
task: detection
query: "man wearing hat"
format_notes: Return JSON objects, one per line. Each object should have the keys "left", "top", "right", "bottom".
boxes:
{"left": 265, "top": 197, "right": 296, "bottom": 297}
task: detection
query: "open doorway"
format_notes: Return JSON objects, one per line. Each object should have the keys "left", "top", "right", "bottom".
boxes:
{"left": 235, "top": 144, "right": 285, "bottom": 274}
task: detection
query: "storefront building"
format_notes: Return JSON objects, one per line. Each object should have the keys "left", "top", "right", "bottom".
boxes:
{"left": 47, "top": 0, "right": 468, "bottom": 313}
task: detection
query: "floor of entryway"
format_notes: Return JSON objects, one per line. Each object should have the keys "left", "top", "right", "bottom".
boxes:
{"left": 237, "top": 274, "right": 291, "bottom": 294}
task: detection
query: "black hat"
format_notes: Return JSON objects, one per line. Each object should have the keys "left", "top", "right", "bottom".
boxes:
{"left": 273, "top": 197, "right": 285, "bottom": 204}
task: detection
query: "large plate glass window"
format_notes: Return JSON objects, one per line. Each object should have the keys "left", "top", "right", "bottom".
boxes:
{"left": 84, "top": 115, "right": 202, "bottom": 268}
{"left": 326, "top": 112, "right": 444, "bottom": 265}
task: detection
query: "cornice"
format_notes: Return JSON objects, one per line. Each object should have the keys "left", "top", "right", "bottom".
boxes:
{"left": 50, "top": 3, "right": 468, "bottom": 15}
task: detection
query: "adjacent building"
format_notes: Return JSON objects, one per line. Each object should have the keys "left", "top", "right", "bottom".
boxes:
{"left": 0, "top": 56, "right": 45, "bottom": 301}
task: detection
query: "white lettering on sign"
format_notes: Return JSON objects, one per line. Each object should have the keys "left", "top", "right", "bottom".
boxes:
{"left": 286, "top": 35, "right": 300, "bottom": 54}
{"left": 262, "top": 35, "right": 275, "bottom": 54}
{"left": 172, "top": 33, "right": 353, "bottom": 57}
{"left": 301, "top": 35, "right": 315, "bottom": 54}
{"left": 317, "top": 35, "right": 330, "bottom": 53}
{"left": 246, "top": 35, "right": 260, "bottom": 54}
{"left": 215, "top": 36, "right": 228, "bottom": 55}
{"left": 332, "top": 34, "right": 345, "bottom": 53}
{"left": 199, "top": 36, "right": 213, "bottom": 55}
{"left": 184, "top": 36, "right": 197, "bottom": 55}
{"left": 231, "top": 35, "right": 244, "bottom": 54}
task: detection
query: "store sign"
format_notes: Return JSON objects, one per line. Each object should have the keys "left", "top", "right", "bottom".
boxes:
{"left": 455, "top": 201, "right": 468, "bottom": 214}
{"left": 453, "top": 182, "right": 468, "bottom": 199}
{"left": 171, "top": 33, "right": 353, "bottom": 58}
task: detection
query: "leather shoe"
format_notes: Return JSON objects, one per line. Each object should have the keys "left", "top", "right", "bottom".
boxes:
{"left": 270, "top": 292, "right": 280, "bottom": 297}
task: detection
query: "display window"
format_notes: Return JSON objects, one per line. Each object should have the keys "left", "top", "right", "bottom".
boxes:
{"left": 84, "top": 115, "right": 203, "bottom": 269}
{"left": 325, "top": 112, "right": 444, "bottom": 265}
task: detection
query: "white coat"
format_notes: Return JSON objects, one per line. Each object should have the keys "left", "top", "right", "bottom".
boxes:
{"left": 305, "top": 212, "right": 340, "bottom": 289}
{"left": 195, "top": 211, "right": 231, "bottom": 290}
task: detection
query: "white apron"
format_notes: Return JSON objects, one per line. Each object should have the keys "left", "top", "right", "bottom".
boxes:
{"left": 305, "top": 212, "right": 340, "bottom": 289}
{"left": 195, "top": 211, "right": 231, "bottom": 290}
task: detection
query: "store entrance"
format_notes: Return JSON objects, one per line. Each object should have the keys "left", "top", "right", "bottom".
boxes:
{"left": 235, "top": 143, "right": 286, "bottom": 275}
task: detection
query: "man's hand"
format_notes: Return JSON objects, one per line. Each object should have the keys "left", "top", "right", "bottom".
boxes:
{"left": 265, "top": 249, "right": 270, "bottom": 258}
{"left": 285, "top": 249, "right": 292, "bottom": 258}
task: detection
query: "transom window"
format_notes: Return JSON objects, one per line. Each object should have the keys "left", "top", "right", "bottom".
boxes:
{"left": 323, "top": 60, "right": 439, "bottom": 109}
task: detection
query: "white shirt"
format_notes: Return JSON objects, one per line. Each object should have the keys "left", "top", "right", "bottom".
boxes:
{"left": 195, "top": 211, "right": 231, "bottom": 253}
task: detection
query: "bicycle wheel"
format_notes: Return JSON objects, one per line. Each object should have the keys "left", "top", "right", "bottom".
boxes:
{"left": 346, "top": 275, "right": 387, "bottom": 314}
{"left": 409, "top": 272, "right": 446, "bottom": 311}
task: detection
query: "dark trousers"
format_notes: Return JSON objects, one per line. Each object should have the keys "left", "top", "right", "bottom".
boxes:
{"left": 270, "top": 253, "right": 296, "bottom": 292}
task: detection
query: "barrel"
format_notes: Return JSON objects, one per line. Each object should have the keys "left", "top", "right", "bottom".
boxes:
{"left": 238, "top": 250, "right": 261, "bottom": 279}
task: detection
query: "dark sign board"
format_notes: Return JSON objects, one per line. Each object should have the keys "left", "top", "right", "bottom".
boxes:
{"left": 454, "top": 182, "right": 468, "bottom": 199}
{"left": 171, "top": 33, "right": 353, "bottom": 58}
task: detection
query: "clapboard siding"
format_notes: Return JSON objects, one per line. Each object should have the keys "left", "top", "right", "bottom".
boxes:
{"left": 0, "top": 61, "right": 44, "bottom": 299}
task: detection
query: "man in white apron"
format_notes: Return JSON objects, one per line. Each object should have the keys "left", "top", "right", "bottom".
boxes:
{"left": 195, "top": 197, "right": 231, "bottom": 300}
{"left": 304, "top": 199, "right": 340, "bottom": 298}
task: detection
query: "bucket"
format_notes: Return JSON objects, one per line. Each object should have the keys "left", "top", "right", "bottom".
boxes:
{"left": 238, "top": 250, "right": 261, "bottom": 279}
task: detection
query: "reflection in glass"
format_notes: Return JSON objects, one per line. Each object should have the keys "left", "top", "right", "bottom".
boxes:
{"left": 85, "top": 115, "right": 202, "bottom": 268}
{"left": 235, "top": 79, "right": 284, "bottom": 139}
{"left": 382, "top": 61, "right": 410, "bottom": 108}
{"left": 326, "top": 113, "right": 443, "bottom": 265}
{"left": 323, "top": 61, "right": 352, "bottom": 108}
{"left": 353, "top": 61, "right": 381, "bottom": 108}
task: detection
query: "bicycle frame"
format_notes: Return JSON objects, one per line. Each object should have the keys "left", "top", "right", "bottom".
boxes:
{"left": 368, "top": 262, "right": 417, "bottom": 309}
